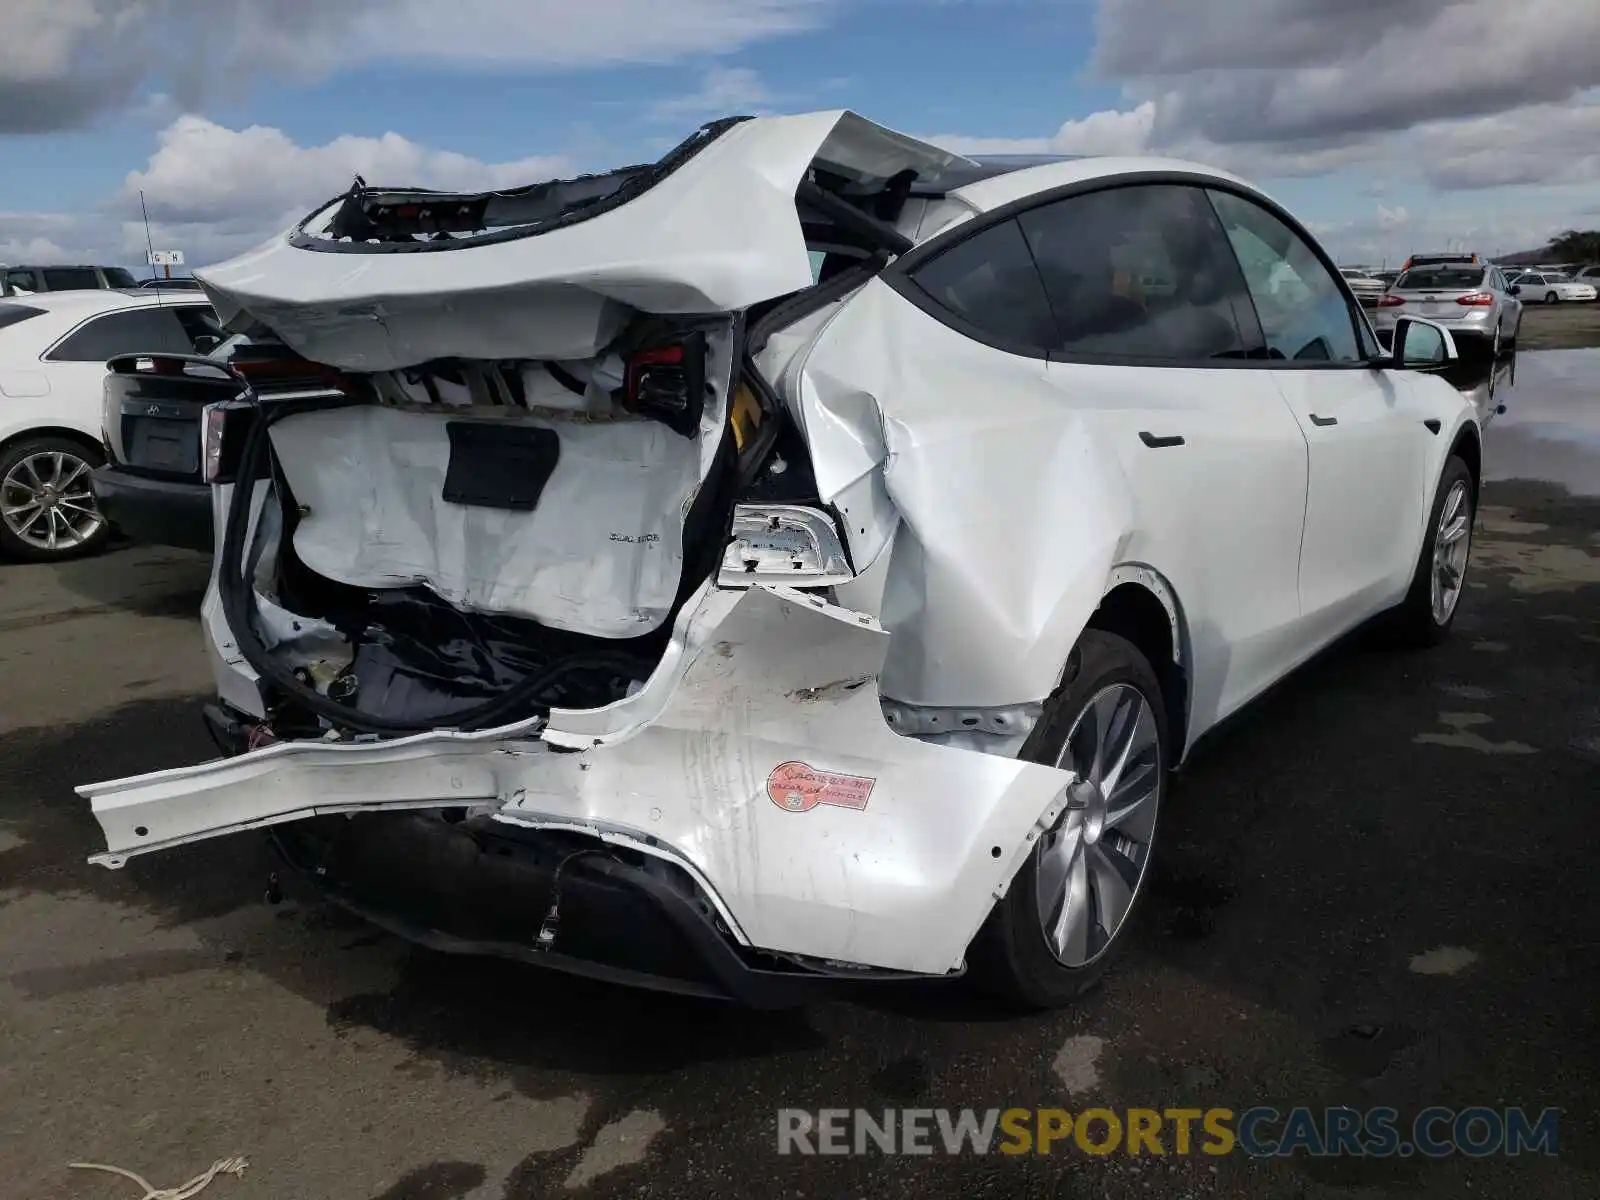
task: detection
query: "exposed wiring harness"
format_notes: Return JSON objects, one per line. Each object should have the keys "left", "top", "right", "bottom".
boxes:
{"left": 534, "top": 848, "right": 613, "bottom": 952}
{"left": 216, "top": 394, "right": 650, "bottom": 737}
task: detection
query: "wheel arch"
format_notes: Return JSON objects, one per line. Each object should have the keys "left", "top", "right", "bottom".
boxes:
{"left": 1084, "top": 567, "right": 1191, "bottom": 761}
{"left": 0, "top": 424, "right": 105, "bottom": 462}
{"left": 1448, "top": 422, "right": 1483, "bottom": 505}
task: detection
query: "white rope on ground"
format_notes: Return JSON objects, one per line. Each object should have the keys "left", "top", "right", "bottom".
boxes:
{"left": 68, "top": 1156, "right": 247, "bottom": 1200}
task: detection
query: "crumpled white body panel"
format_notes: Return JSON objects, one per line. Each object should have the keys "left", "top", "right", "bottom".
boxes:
{"left": 194, "top": 111, "right": 968, "bottom": 371}
{"left": 270, "top": 405, "right": 700, "bottom": 637}
{"left": 77, "top": 585, "right": 1074, "bottom": 975}
{"left": 772, "top": 277, "right": 1136, "bottom": 709}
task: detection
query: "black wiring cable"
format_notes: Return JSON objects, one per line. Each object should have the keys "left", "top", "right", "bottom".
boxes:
{"left": 217, "top": 397, "right": 651, "bottom": 736}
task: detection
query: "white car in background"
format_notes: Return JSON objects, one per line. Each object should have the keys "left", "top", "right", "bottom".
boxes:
{"left": 0, "top": 290, "right": 220, "bottom": 560}
{"left": 78, "top": 112, "right": 1483, "bottom": 1008}
{"left": 1338, "top": 267, "right": 1388, "bottom": 306}
{"left": 1510, "top": 271, "right": 1597, "bottom": 304}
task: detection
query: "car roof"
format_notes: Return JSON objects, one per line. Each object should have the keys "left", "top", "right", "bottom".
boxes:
{"left": 946, "top": 154, "right": 1259, "bottom": 215}
{"left": 0, "top": 289, "right": 206, "bottom": 314}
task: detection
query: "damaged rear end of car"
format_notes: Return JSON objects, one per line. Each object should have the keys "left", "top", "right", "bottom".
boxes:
{"left": 76, "top": 111, "right": 1080, "bottom": 1005}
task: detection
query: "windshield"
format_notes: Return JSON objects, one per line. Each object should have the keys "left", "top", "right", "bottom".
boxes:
{"left": 1340, "top": 269, "right": 1370, "bottom": 279}
{"left": 1395, "top": 267, "right": 1484, "bottom": 290}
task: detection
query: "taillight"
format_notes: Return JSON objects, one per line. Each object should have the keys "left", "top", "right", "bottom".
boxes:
{"left": 1456, "top": 292, "right": 1494, "bottom": 306}
{"left": 622, "top": 333, "right": 705, "bottom": 437}
{"left": 1377, "top": 294, "right": 1406, "bottom": 307}
{"left": 201, "top": 403, "right": 228, "bottom": 483}
{"left": 233, "top": 355, "right": 351, "bottom": 400}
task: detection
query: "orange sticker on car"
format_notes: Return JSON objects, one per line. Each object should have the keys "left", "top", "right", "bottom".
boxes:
{"left": 766, "top": 761, "right": 875, "bottom": 813}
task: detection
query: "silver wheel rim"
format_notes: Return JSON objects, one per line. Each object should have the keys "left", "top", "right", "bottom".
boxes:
{"left": 1, "top": 450, "right": 102, "bottom": 552}
{"left": 1430, "top": 480, "right": 1472, "bottom": 624}
{"left": 1035, "top": 683, "right": 1162, "bottom": 969}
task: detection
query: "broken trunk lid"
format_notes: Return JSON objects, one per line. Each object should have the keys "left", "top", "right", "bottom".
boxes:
{"left": 194, "top": 111, "right": 972, "bottom": 372}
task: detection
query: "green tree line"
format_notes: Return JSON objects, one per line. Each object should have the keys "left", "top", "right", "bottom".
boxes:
{"left": 1546, "top": 230, "right": 1600, "bottom": 262}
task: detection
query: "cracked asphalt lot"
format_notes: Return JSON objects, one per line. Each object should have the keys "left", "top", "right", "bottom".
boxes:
{"left": 2, "top": 356, "right": 1597, "bottom": 1199}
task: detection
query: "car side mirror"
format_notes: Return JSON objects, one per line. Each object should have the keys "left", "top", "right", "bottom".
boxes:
{"left": 1391, "top": 316, "right": 1457, "bottom": 367}
{"left": 1508, "top": 284, "right": 1521, "bottom": 296}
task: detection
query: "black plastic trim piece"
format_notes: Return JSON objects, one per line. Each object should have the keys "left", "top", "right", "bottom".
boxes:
{"left": 1138, "top": 432, "right": 1186, "bottom": 448}
{"left": 882, "top": 170, "right": 1381, "bottom": 373}
{"left": 1309, "top": 413, "right": 1338, "bottom": 427}
{"left": 1424, "top": 418, "right": 1442, "bottom": 435}
{"left": 442, "top": 422, "right": 560, "bottom": 511}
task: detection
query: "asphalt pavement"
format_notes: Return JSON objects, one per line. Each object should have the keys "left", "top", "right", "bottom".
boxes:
{"left": 1, "top": 338, "right": 1596, "bottom": 1199}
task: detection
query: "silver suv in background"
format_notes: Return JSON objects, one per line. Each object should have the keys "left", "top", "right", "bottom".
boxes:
{"left": 1374, "top": 261, "right": 1521, "bottom": 356}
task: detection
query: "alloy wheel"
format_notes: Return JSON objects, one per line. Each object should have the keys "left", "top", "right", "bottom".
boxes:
{"left": 1034, "top": 683, "right": 1162, "bottom": 968}
{"left": 1430, "top": 479, "right": 1472, "bottom": 624}
{"left": 0, "top": 449, "right": 103, "bottom": 553}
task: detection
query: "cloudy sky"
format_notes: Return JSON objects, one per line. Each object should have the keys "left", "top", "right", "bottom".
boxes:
{"left": 2, "top": 0, "right": 1597, "bottom": 272}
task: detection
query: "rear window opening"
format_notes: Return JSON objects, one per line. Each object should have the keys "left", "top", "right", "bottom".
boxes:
{"left": 298, "top": 116, "right": 750, "bottom": 251}
{"left": 293, "top": 114, "right": 929, "bottom": 267}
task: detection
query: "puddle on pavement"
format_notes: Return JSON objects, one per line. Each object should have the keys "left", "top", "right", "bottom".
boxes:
{"left": 1486, "top": 349, "right": 1600, "bottom": 496}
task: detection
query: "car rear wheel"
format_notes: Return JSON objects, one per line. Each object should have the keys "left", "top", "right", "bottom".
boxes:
{"left": 1545, "top": 291, "right": 1559, "bottom": 305}
{"left": 0, "top": 436, "right": 111, "bottom": 562}
{"left": 1385, "top": 455, "right": 1474, "bottom": 649}
{"left": 969, "top": 630, "right": 1168, "bottom": 1007}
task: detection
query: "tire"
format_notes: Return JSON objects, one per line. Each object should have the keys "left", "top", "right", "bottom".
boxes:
{"left": 0, "top": 436, "right": 111, "bottom": 562}
{"left": 1545, "top": 291, "right": 1558, "bottom": 305}
{"left": 969, "top": 630, "right": 1169, "bottom": 1007}
{"left": 1385, "top": 455, "right": 1474, "bottom": 649}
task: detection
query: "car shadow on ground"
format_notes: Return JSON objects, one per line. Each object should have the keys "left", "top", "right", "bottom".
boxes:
{"left": 39, "top": 540, "right": 211, "bottom": 617}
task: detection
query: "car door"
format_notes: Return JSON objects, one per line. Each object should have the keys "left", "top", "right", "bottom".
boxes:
{"left": 1206, "top": 189, "right": 1435, "bottom": 644}
{"left": 1013, "top": 182, "right": 1312, "bottom": 732}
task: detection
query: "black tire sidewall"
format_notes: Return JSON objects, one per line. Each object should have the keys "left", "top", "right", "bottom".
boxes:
{"left": 0, "top": 436, "right": 109, "bottom": 562}
{"left": 972, "top": 629, "right": 1170, "bottom": 1007}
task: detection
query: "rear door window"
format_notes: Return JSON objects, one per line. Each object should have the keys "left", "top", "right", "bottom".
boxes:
{"left": 40, "top": 267, "right": 104, "bottom": 291}
{"left": 907, "top": 218, "right": 1060, "bottom": 353}
{"left": 44, "top": 307, "right": 197, "bottom": 362}
{"left": 1017, "top": 183, "right": 1261, "bottom": 360}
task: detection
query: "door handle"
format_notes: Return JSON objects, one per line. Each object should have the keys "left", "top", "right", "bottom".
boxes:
{"left": 1308, "top": 413, "right": 1338, "bottom": 427}
{"left": 1138, "top": 432, "right": 1186, "bottom": 448}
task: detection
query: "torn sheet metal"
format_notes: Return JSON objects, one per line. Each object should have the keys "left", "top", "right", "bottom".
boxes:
{"left": 77, "top": 585, "right": 1073, "bottom": 976}
{"left": 195, "top": 112, "right": 970, "bottom": 371}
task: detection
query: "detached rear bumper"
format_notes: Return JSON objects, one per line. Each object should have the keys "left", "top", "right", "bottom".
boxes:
{"left": 91, "top": 466, "right": 213, "bottom": 553}
{"left": 78, "top": 584, "right": 1075, "bottom": 980}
